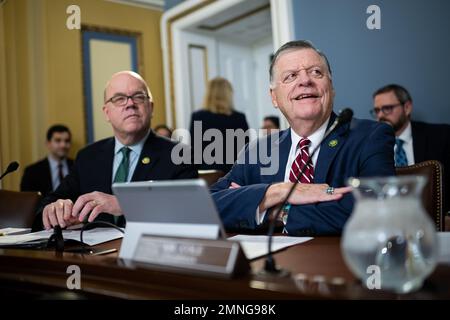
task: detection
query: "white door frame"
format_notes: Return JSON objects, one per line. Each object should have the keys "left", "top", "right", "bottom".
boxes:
{"left": 161, "top": 0, "right": 294, "bottom": 129}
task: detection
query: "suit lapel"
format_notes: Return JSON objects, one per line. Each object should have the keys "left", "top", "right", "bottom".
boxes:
{"left": 274, "top": 130, "right": 291, "bottom": 182}
{"left": 131, "top": 131, "right": 160, "bottom": 181}
{"left": 411, "top": 122, "right": 426, "bottom": 163}
{"left": 99, "top": 138, "right": 115, "bottom": 192}
{"left": 44, "top": 159, "right": 53, "bottom": 192}
{"left": 314, "top": 113, "right": 350, "bottom": 183}
{"left": 260, "top": 129, "right": 291, "bottom": 183}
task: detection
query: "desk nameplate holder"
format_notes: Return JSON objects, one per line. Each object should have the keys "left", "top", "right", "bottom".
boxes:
{"left": 124, "top": 235, "right": 249, "bottom": 279}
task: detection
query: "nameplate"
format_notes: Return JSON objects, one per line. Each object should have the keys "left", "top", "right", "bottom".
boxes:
{"left": 128, "top": 235, "right": 249, "bottom": 278}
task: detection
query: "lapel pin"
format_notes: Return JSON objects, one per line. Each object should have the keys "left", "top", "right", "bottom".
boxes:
{"left": 328, "top": 139, "right": 338, "bottom": 148}
{"left": 142, "top": 157, "right": 151, "bottom": 164}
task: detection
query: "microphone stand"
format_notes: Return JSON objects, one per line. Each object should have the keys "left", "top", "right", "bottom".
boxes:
{"left": 262, "top": 109, "right": 353, "bottom": 276}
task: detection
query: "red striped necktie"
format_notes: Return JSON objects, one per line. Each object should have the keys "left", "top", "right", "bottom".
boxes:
{"left": 289, "top": 138, "right": 314, "bottom": 183}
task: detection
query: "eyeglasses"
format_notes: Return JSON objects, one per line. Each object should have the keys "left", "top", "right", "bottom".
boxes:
{"left": 105, "top": 92, "right": 149, "bottom": 107}
{"left": 370, "top": 103, "right": 403, "bottom": 117}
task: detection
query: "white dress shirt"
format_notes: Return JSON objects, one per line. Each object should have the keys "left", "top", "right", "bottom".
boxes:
{"left": 47, "top": 156, "right": 69, "bottom": 191}
{"left": 112, "top": 130, "right": 150, "bottom": 182}
{"left": 396, "top": 121, "right": 415, "bottom": 166}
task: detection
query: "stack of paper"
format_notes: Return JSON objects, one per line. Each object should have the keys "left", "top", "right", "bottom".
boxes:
{"left": 228, "top": 235, "right": 313, "bottom": 260}
{"left": 0, "top": 227, "right": 123, "bottom": 247}
{"left": 0, "top": 227, "right": 31, "bottom": 236}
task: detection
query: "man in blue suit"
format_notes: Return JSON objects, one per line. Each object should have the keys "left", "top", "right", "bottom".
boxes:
{"left": 211, "top": 40, "right": 395, "bottom": 236}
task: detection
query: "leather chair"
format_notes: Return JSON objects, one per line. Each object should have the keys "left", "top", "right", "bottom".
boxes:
{"left": 198, "top": 170, "right": 225, "bottom": 187}
{"left": 0, "top": 190, "right": 41, "bottom": 228}
{"left": 396, "top": 160, "right": 444, "bottom": 231}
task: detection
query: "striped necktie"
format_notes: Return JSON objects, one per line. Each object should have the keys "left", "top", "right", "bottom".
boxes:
{"left": 280, "top": 138, "right": 314, "bottom": 227}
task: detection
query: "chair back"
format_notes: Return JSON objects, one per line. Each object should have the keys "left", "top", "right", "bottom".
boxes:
{"left": 396, "top": 160, "right": 444, "bottom": 231}
{"left": 0, "top": 190, "right": 41, "bottom": 228}
{"left": 198, "top": 170, "right": 225, "bottom": 187}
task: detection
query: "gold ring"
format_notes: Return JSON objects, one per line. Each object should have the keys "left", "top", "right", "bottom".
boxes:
{"left": 58, "top": 201, "right": 64, "bottom": 208}
{"left": 91, "top": 200, "right": 98, "bottom": 206}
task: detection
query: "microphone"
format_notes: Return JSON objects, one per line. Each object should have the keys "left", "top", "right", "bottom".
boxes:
{"left": 0, "top": 161, "right": 19, "bottom": 180}
{"left": 263, "top": 108, "right": 354, "bottom": 276}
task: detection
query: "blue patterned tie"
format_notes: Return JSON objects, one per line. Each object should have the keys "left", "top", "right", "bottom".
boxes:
{"left": 394, "top": 138, "right": 408, "bottom": 167}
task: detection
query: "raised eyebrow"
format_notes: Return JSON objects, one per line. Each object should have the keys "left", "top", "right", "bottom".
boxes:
{"left": 280, "top": 69, "right": 299, "bottom": 77}
{"left": 110, "top": 92, "right": 127, "bottom": 98}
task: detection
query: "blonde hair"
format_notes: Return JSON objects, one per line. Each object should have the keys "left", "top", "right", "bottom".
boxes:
{"left": 202, "top": 77, "right": 234, "bottom": 115}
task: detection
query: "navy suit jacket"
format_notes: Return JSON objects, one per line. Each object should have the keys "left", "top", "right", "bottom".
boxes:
{"left": 20, "top": 157, "right": 74, "bottom": 197}
{"left": 33, "top": 131, "right": 198, "bottom": 230}
{"left": 211, "top": 113, "right": 395, "bottom": 236}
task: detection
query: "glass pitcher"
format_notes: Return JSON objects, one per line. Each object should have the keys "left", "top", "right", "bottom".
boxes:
{"left": 341, "top": 175, "right": 438, "bottom": 294}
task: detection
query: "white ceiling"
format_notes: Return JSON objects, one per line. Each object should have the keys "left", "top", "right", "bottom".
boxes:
{"left": 190, "top": 0, "right": 272, "bottom": 45}
{"left": 105, "top": 0, "right": 164, "bottom": 10}
{"left": 107, "top": 0, "right": 272, "bottom": 45}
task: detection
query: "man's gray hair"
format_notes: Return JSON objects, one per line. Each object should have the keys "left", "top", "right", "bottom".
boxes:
{"left": 269, "top": 40, "right": 332, "bottom": 85}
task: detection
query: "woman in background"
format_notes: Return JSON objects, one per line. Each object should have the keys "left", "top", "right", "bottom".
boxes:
{"left": 189, "top": 77, "right": 249, "bottom": 174}
{"left": 154, "top": 124, "right": 173, "bottom": 139}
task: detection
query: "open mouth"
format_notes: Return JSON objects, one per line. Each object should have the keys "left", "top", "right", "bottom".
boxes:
{"left": 294, "top": 93, "right": 320, "bottom": 101}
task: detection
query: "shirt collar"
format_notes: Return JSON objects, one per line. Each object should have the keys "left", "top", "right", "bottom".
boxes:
{"left": 114, "top": 130, "right": 150, "bottom": 156}
{"left": 290, "top": 117, "right": 330, "bottom": 151}
{"left": 47, "top": 155, "right": 67, "bottom": 168}
{"left": 398, "top": 121, "right": 412, "bottom": 144}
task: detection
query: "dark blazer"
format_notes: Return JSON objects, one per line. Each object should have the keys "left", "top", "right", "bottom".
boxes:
{"left": 33, "top": 131, "right": 198, "bottom": 230}
{"left": 411, "top": 121, "right": 450, "bottom": 212}
{"left": 189, "top": 109, "right": 249, "bottom": 174}
{"left": 20, "top": 157, "right": 74, "bottom": 197}
{"left": 211, "top": 113, "right": 395, "bottom": 236}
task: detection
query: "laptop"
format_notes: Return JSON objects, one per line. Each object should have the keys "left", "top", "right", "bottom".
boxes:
{"left": 112, "top": 179, "right": 226, "bottom": 259}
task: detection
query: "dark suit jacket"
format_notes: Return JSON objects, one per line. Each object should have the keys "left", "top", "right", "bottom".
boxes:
{"left": 33, "top": 131, "right": 198, "bottom": 230}
{"left": 211, "top": 113, "right": 395, "bottom": 236}
{"left": 411, "top": 121, "right": 450, "bottom": 212}
{"left": 189, "top": 109, "right": 249, "bottom": 174}
{"left": 20, "top": 157, "right": 74, "bottom": 197}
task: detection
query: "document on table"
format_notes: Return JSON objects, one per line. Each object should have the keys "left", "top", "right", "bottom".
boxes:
{"left": 228, "top": 235, "right": 313, "bottom": 260}
{"left": 0, "top": 227, "right": 31, "bottom": 236}
{"left": 0, "top": 228, "right": 123, "bottom": 247}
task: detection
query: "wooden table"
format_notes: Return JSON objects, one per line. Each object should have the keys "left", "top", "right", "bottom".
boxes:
{"left": 0, "top": 237, "right": 449, "bottom": 299}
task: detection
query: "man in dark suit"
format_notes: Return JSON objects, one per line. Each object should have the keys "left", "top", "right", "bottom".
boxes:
{"left": 372, "top": 84, "right": 450, "bottom": 213}
{"left": 36, "top": 71, "right": 197, "bottom": 230}
{"left": 211, "top": 40, "right": 395, "bottom": 236}
{"left": 21, "top": 124, "right": 73, "bottom": 197}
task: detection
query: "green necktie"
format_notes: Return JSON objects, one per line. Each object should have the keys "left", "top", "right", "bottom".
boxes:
{"left": 113, "top": 147, "right": 131, "bottom": 225}
{"left": 114, "top": 147, "right": 131, "bottom": 183}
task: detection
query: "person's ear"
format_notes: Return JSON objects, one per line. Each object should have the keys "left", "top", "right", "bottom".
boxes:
{"left": 149, "top": 101, "right": 154, "bottom": 118}
{"left": 103, "top": 105, "right": 111, "bottom": 123}
{"left": 404, "top": 101, "right": 413, "bottom": 117}
{"left": 270, "top": 88, "right": 279, "bottom": 109}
